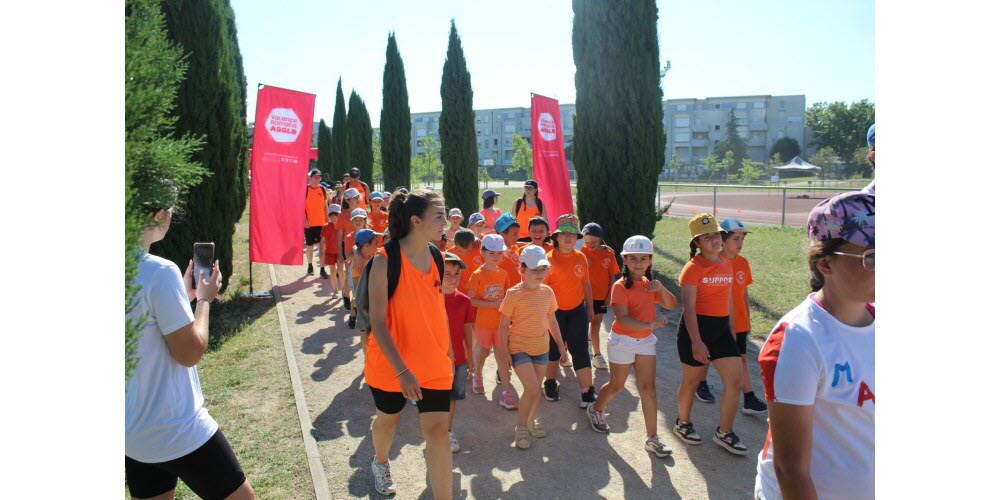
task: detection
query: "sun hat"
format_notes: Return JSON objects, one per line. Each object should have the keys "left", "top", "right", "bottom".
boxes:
{"left": 867, "top": 124, "right": 875, "bottom": 147}
{"left": 494, "top": 212, "right": 520, "bottom": 233}
{"left": 343, "top": 188, "right": 360, "bottom": 199}
{"left": 581, "top": 222, "right": 603, "bottom": 239}
{"left": 468, "top": 213, "right": 486, "bottom": 226}
{"left": 449, "top": 208, "right": 463, "bottom": 218}
{"left": 443, "top": 252, "right": 467, "bottom": 269}
{"left": 351, "top": 208, "right": 368, "bottom": 219}
{"left": 481, "top": 234, "right": 507, "bottom": 252}
{"left": 369, "top": 191, "right": 384, "bottom": 201}
{"left": 688, "top": 213, "right": 721, "bottom": 240}
{"left": 327, "top": 204, "right": 342, "bottom": 215}
{"left": 621, "top": 235, "right": 654, "bottom": 255}
{"left": 552, "top": 214, "right": 583, "bottom": 240}
{"left": 524, "top": 180, "right": 539, "bottom": 189}
{"left": 807, "top": 192, "right": 875, "bottom": 248}
{"left": 719, "top": 219, "right": 751, "bottom": 234}
{"left": 309, "top": 169, "right": 322, "bottom": 177}
{"left": 519, "top": 245, "right": 551, "bottom": 270}
{"left": 482, "top": 189, "right": 499, "bottom": 200}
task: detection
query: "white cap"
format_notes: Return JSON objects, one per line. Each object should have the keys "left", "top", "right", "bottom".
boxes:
{"left": 327, "top": 204, "right": 342, "bottom": 214}
{"left": 519, "top": 245, "right": 551, "bottom": 269}
{"left": 449, "top": 208, "right": 463, "bottom": 218}
{"left": 481, "top": 234, "right": 506, "bottom": 252}
{"left": 620, "top": 235, "right": 654, "bottom": 255}
{"left": 343, "top": 188, "right": 360, "bottom": 199}
{"left": 351, "top": 208, "right": 368, "bottom": 219}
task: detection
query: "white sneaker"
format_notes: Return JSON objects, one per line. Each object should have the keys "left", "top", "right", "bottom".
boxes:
{"left": 449, "top": 431, "right": 460, "bottom": 453}
{"left": 592, "top": 353, "right": 609, "bottom": 370}
{"left": 371, "top": 457, "right": 397, "bottom": 496}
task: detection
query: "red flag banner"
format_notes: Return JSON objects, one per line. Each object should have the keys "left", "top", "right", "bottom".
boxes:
{"left": 249, "top": 85, "right": 316, "bottom": 265}
{"left": 531, "top": 94, "right": 574, "bottom": 219}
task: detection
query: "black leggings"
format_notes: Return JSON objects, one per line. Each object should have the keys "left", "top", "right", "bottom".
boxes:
{"left": 125, "top": 430, "right": 245, "bottom": 500}
{"left": 549, "top": 301, "right": 591, "bottom": 371}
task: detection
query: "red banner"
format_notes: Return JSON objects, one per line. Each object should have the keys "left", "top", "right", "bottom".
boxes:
{"left": 249, "top": 85, "right": 316, "bottom": 265}
{"left": 531, "top": 94, "right": 574, "bottom": 219}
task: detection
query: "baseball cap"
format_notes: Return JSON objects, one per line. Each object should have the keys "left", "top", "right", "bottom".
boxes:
{"left": 443, "top": 252, "right": 467, "bottom": 269}
{"left": 688, "top": 213, "right": 721, "bottom": 240}
{"left": 369, "top": 191, "right": 384, "bottom": 201}
{"left": 482, "top": 189, "right": 499, "bottom": 200}
{"left": 719, "top": 219, "right": 751, "bottom": 234}
{"left": 354, "top": 229, "right": 377, "bottom": 247}
{"left": 351, "top": 208, "right": 368, "bottom": 219}
{"left": 343, "top": 188, "right": 360, "bottom": 199}
{"left": 524, "top": 180, "right": 539, "bottom": 189}
{"left": 309, "top": 169, "right": 322, "bottom": 177}
{"left": 494, "top": 212, "right": 520, "bottom": 233}
{"left": 327, "top": 204, "right": 342, "bottom": 215}
{"left": 621, "top": 235, "right": 654, "bottom": 255}
{"left": 807, "top": 192, "right": 875, "bottom": 248}
{"left": 449, "top": 208, "right": 463, "bottom": 218}
{"left": 519, "top": 245, "right": 551, "bottom": 269}
{"left": 581, "top": 222, "right": 603, "bottom": 238}
{"left": 468, "top": 213, "right": 486, "bottom": 226}
{"left": 481, "top": 234, "right": 507, "bottom": 252}
{"left": 867, "top": 124, "right": 875, "bottom": 147}
{"left": 382, "top": 191, "right": 392, "bottom": 199}
{"left": 349, "top": 168, "right": 361, "bottom": 178}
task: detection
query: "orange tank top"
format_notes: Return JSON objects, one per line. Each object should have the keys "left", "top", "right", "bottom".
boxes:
{"left": 516, "top": 202, "right": 540, "bottom": 238}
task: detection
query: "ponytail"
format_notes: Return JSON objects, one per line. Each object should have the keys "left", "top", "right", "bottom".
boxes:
{"left": 386, "top": 189, "right": 442, "bottom": 242}
{"left": 517, "top": 194, "right": 543, "bottom": 215}
{"left": 689, "top": 239, "right": 698, "bottom": 259}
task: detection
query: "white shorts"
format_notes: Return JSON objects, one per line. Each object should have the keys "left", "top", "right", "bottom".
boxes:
{"left": 606, "top": 332, "right": 657, "bottom": 365}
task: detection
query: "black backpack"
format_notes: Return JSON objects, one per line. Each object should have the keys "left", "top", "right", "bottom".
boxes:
{"left": 355, "top": 239, "right": 444, "bottom": 333}
{"left": 514, "top": 197, "right": 544, "bottom": 216}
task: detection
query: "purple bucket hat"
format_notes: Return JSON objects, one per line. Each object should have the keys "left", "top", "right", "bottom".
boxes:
{"left": 807, "top": 192, "right": 875, "bottom": 248}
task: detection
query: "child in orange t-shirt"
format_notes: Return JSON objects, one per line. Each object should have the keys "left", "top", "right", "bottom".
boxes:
{"left": 320, "top": 205, "right": 343, "bottom": 297}
{"left": 468, "top": 213, "right": 487, "bottom": 241}
{"left": 580, "top": 222, "right": 620, "bottom": 371}
{"left": 494, "top": 213, "right": 525, "bottom": 290}
{"left": 337, "top": 190, "right": 363, "bottom": 311}
{"left": 673, "top": 213, "right": 748, "bottom": 456}
{"left": 446, "top": 229, "right": 484, "bottom": 294}
{"left": 466, "top": 234, "right": 513, "bottom": 408}
{"left": 516, "top": 216, "right": 554, "bottom": 255}
{"left": 584, "top": 236, "right": 676, "bottom": 458}
{"left": 496, "top": 245, "right": 567, "bottom": 450}
{"left": 368, "top": 192, "right": 388, "bottom": 248}
{"left": 350, "top": 229, "right": 378, "bottom": 332}
{"left": 445, "top": 208, "right": 464, "bottom": 243}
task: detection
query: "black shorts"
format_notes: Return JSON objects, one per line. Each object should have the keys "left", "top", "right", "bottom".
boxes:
{"left": 125, "top": 430, "right": 246, "bottom": 499}
{"left": 736, "top": 331, "right": 749, "bottom": 355}
{"left": 592, "top": 300, "right": 608, "bottom": 315}
{"left": 549, "top": 301, "right": 592, "bottom": 371}
{"left": 676, "top": 314, "right": 740, "bottom": 367}
{"left": 304, "top": 226, "right": 323, "bottom": 245}
{"left": 370, "top": 386, "right": 451, "bottom": 414}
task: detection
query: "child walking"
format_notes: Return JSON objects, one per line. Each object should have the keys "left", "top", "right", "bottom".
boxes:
{"left": 368, "top": 192, "right": 388, "bottom": 248}
{"left": 467, "top": 235, "right": 514, "bottom": 407}
{"left": 441, "top": 252, "right": 476, "bottom": 453}
{"left": 479, "top": 189, "right": 502, "bottom": 234}
{"left": 468, "top": 213, "right": 487, "bottom": 241}
{"left": 320, "top": 204, "right": 343, "bottom": 297}
{"left": 349, "top": 229, "right": 378, "bottom": 331}
{"left": 580, "top": 223, "right": 620, "bottom": 370}
{"left": 495, "top": 245, "right": 567, "bottom": 450}
{"left": 585, "top": 236, "right": 677, "bottom": 458}
{"left": 445, "top": 208, "right": 464, "bottom": 242}
{"left": 336, "top": 188, "right": 363, "bottom": 311}
{"left": 446, "top": 229, "right": 484, "bottom": 294}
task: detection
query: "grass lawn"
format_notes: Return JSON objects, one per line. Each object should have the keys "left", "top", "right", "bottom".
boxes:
{"left": 650, "top": 216, "right": 811, "bottom": 341}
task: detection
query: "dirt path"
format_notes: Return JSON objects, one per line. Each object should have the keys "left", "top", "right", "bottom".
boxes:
{"left": 274, "top": 260, "right": 769, "bottom": 499}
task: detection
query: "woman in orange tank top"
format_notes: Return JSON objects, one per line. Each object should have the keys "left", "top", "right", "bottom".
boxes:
{"left": 513, "top": 179, "right": 547, "bottom": 241}
{"left": 363, "top": 189, "right": 453, "bottom": 498}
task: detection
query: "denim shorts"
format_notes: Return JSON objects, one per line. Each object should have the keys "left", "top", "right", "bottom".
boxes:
{"left": 450, "top": 364, "right": 468, "bottom": 401}
{"left": 511, "top": 352, "right": 548, "bottom": 367}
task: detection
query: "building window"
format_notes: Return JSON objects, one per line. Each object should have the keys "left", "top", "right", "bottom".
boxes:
{"left": 494, "top": 138, "right": 498, "bottom": 146}
{"left": 780, "top": 101, "right": 785, "bottom": 110}
{"left": 737, "top": 102, "right": 747, "bottom": 109}
{"left": 677, "top": 104, "right": 687, "bottom": 111}
{"left": 675, "top": 133, "right": 690, "bottom": 143}
{"left": 714, "top": 125, "right": 720, "bottom": 131}
{"left": 754, "top": 101, "right": 765, "bottom": 109}
{"left": 715, "top": 104, "right": 721, "bottom": 109}
{"left": 417, "top": 129, "right": 427, "bottom": 137}
{"left": 674, "top": 117, "right": 690, "bottom": 128}
{"left": 787, "top": 116, "right": 803, "bottom": 123}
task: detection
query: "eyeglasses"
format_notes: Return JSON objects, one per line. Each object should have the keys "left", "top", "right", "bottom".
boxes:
{"left": 832, "top": 249, "right": 875, "bottom": 271}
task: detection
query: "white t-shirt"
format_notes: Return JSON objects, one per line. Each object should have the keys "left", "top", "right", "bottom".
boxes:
{"left": 754, "top": 295, "right": 875, "bottom": 500}
{"left": 125, "top": 252, "right": 218, "bottom": 463}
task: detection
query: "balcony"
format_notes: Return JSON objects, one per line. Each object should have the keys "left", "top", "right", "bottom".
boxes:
{"left": 690, "top": 139, "right": 708, "bottom": 147}
{"left": 691, "top": 122, "right": 710, "bottom": 133}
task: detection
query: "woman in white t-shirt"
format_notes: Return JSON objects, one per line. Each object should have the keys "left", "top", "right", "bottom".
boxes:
{"left": 755, "top": 192, "right": 875, "bottom": 500}
{"left": 125, "top": 207, "right": 254, "bottom": 499}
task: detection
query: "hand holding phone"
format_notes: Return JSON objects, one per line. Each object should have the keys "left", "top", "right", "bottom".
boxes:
{"left": 193, "top": 242, "right": 215, "bottom": 289}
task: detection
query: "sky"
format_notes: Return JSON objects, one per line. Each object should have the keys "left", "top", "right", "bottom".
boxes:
{"left": 232, "top": 0, "right": 873, "bottom": 123}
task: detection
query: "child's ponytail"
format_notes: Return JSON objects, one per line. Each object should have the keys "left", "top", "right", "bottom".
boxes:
{"left": 689, "top": 239, "right": 699, "bottom": 259}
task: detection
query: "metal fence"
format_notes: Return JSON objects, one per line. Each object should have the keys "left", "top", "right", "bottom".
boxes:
{"left": 656, "top": 183, "right": 864, "bottom": 227}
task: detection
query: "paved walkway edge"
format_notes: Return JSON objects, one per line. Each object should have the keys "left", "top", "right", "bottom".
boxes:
{"left": 268, "top": 264, "right": 332, "bottom": 500}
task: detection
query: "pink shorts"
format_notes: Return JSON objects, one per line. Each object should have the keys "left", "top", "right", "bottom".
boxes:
{"left": 475, "top": 327, "right": 500, "bottom": 349}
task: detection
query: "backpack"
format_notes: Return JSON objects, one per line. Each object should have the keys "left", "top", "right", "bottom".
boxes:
{"left": 355, "top": 239, "right": 445, "bottom": 333}
{"left": 514, "top": 197, "right": 543, "bottom": 216}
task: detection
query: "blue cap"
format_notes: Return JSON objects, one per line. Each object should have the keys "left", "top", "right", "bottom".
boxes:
{"left": 468, "top": 213, "right": 486, "bottom": 225}
{"left": 582, "top": 222, "right": 603, "bottom": 238}
{"left": 482, "top": 189, "right": 499, "bottom": 200}
{"left": 494, "top": 212, "right": 519, "bottom": 233}
{"left": 719, "top": 218, "right": 750, "bottom": 233}
{"left": 867, "top": 124, "right": 875, "bottom": 147}
{"left": 354, "top": 229, "right": 377, "bottom": 247}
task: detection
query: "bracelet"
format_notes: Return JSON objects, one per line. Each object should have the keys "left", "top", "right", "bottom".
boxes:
{"left": 395, "top": 367, "right": 410, "bottom": 378}
{"left": 197, "top": 298, "right": 211, "bottom": 305}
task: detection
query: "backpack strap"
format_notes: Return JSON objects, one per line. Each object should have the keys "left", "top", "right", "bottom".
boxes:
{"left": 515, "top": 198, "right": 523, "bottom": 215}
{"left": 385, "top": 239, "right": 403, "bottom": 300}
{"left": 428, "top": 243, "right": 444, "bottom": 283}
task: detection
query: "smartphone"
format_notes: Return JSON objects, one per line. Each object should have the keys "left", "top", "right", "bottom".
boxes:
{"left": 193, "top": 242, "right": 215, "bottom": 288}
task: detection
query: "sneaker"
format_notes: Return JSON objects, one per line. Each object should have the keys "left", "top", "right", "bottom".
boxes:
{"left": 472, "top": 375, "right": 485, "bottom": 395}
{"left": 527, "top": 419, "right": 547, "bottom": 438}
{"left": 592, "top": 353, "right": 609, "bottom": 370}
{"left": 672, "top": 419, "right": 703, "bottom": 445}
{"left": 580, "top": 386, "right": 598, "bottom": 408}
{"left": 560, "top": 356, "right": 573, "bottom": 367}
{"left": 543, "top": 379, "right": 560, "bottom": 401}
{"left": 371, "top": 457, "right": 397, "bottom": 496}
{"left": 514, "top": 426, "right": 532, "bottom": 449}
{"left": 499, "top": 388, "right": 518, "bottom": 410}
{"left": 742, "top": 392, "right": 768, "bottom": 415}
{"left": 713, "top": 428, "right": 749, "bottom": 456}
{"left": 307, "top": 263, "right": 315, "bottom": 276}
{"left": 645, "top": 435, "right": 673, "bottom": 457}
{"left": 343, "top": 296, "right": 351, "bottom": 311}
{"left": 348, "top": 316, "right": 357, "bottom": 329}
{"left": 586, "top": 403, "right": 609, "bottom": 433}
{"left": 320, "top": 267, "right": 329, "bottom": 279}
{"left": 695, "top": 381, "right": 716, "bottom": 403}
{"left": 449, "top": 432, "right": 460, "bottom": 453}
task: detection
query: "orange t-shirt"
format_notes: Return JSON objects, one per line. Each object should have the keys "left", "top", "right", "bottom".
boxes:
{"left": 610, "top": 277, "right": 658, "bottom": 339}
{"left": 306, "top": 186, "right": 328, "bottom": 227}
{"left": 581, "top": 245, "right": 621, "bottom": 301}
{"left": 351, "top": 249, "right": 372, "bottom": 277}
{"left": 345, "top": 180, "right": 369, "bottom": 210}
{"left": 499, "top": 283, "right": 559, "bottom": 356}
{"left": 335, "top": 212, "right": 353, "bottom": 254}
{"left": 730, "top": 255, "right": 753, "bottom": 333}
{"left": 467, "top": 267, "right": 509, "bottom": 329}
{"left": 499, "top": 243, "right": 525, "bottom": 290}
{"left": 545, "top": 249, "right": 591, "bottom": 310}
{"left": 515, "top": 203, "right": 540, "bottom": 238}
{"left": 364, "top": 248, "right": 453, "bottom": 391}
{"left": 480, "top": 208, "right": 502, "bottom": 234}
{"left": 446, "top": 243, "right": 484, "bottom": 293}
{"left": 678, "top": 255, "right": 734, "bottom": 317}
{"left": 516, "top": 241, "right": 553, "bottom": 255}
{"left": 369, "top": 210, "right": 388, "bottom": 247}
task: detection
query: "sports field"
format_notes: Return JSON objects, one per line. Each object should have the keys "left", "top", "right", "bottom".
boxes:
{"left": 657, "top": 186, "right": 860, "bottom": 227}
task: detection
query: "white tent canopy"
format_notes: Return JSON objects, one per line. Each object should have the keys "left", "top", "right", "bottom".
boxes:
{"left": 772, "top": 156, "right": 822, "bottom": 171}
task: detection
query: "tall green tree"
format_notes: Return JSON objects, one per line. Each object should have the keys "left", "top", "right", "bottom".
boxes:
{"left": 317, "top": 118, "right": 332, "bottom": 175}
{"left": 155, "top": 0, "right": 247, "bottom": 292}
{"left": 331, "top": 78, "right": 349, "bottom": 175}
{"left": 805, "top": 99, "right": 875, "bottom": 176}
{"left": 412, "top": 136, "right": 442, "bottom": 185}
{"left": 572, "top": 0, "right": 664, "bottom": 250}
{"left": 511, "top": 133, "right": 533, "bottom": 179}
{"left": 713, "top": 109, "right": 748, "bottom": 175}
{"left": 769, "top": 136, "right": 801, "bottom": 163}
{"left": 439, "top": 20, "right": 479, "bottom": 219}
{"left": 380, "top": 33, "right": 412, "bottom": 191}
{"left": 372, "top": 131, "right": 383, "bottom": 186}
{"left": 347, "top": 90, "right": 374, "bottom": 184}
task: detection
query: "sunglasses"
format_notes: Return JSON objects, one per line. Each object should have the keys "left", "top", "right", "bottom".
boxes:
{"left": 832, "top": 249, "right": 875, "bottom": 271}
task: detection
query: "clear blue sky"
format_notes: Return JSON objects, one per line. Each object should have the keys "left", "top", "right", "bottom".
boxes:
{"left": 232, "top": 0, "right": 873, "bottom": 123}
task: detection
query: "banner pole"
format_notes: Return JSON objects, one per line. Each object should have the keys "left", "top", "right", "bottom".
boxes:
{"left": 243, "top": 83, "right": 275, "bottom": 299}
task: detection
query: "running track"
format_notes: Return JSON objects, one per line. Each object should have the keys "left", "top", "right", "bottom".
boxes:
{"left": 656, "top": 190, "right": 853, "bottom": 227}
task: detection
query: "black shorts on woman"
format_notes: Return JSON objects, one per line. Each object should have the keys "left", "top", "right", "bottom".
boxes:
{"left": 676, "top": 314, "right": 740, "bottom": 367}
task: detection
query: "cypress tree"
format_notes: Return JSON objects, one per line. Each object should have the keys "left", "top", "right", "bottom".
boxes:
{"left": 155, "top": 0, "right": 248, "bottom": 292}
{"left": 347, "top": 90, "right": 374, "bottom": 185}
{"left": 380, "top": 32, "right": 412, "bottom": 191}
{"left": 439, "top": 20, "right": 479, "bottom": 219}
{"left": 331, "top": 78, "right": 349, "bottom": 175}
{"left": 317, "top": 118, "right": 332, "bottom": 175}
{"left": 572, "top": 0, "right": 664, "bottom": 250}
